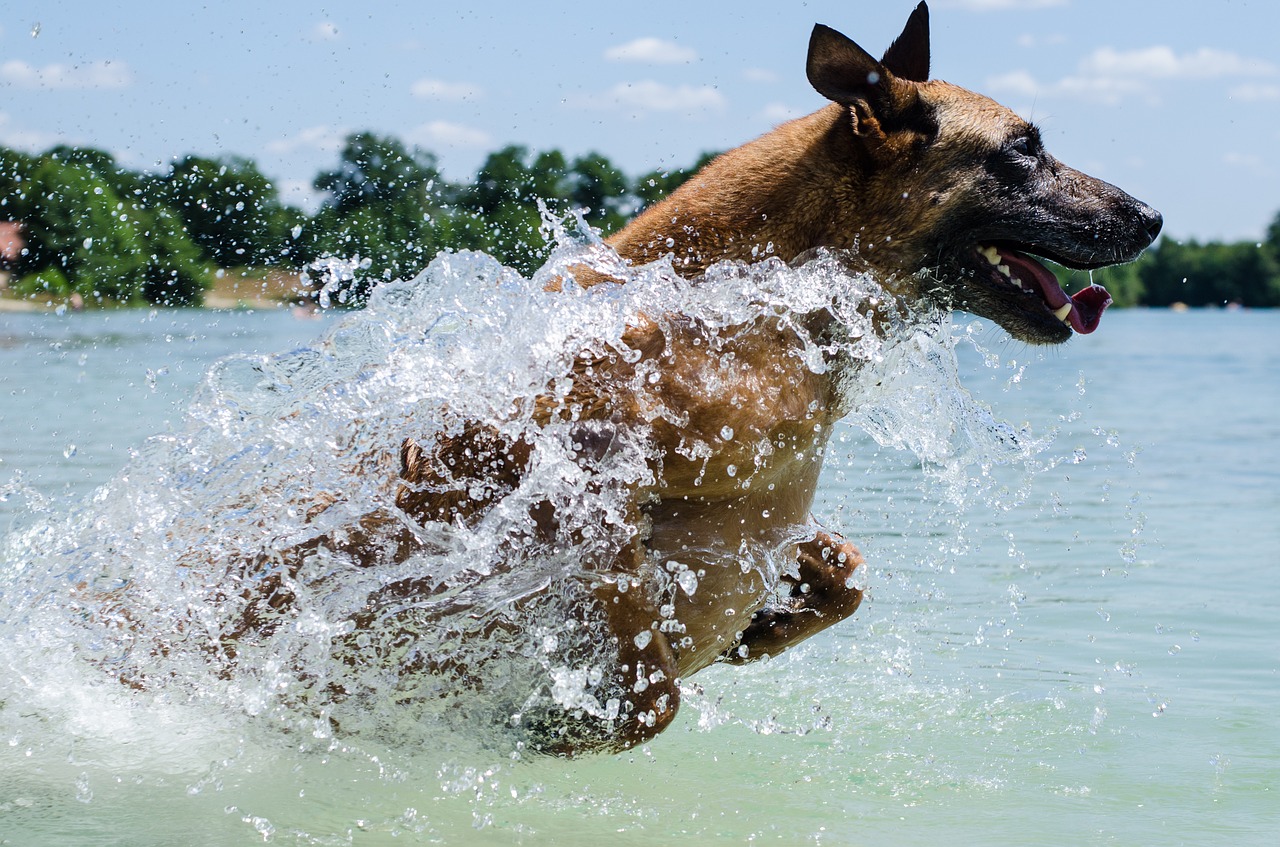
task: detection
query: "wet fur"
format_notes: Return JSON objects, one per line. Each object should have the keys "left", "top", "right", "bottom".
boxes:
{"left": 269, "top": 3, "right": 1161, "bottom": 755}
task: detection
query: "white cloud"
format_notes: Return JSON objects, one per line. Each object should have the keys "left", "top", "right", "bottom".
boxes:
{"left": 604, "top": 37, "right": 697, "bottom": 64}
{"left": 0, "top": 58, "right": 132, "bottom": 90}
{"left": 1222, "top": 151, "right": 1272, "bottom": 177}
{"left": 940, "top": 0, "right": 1067, "bottom": 10}
{"left": 312, "top": 21, "right": 340, "bottom": 41}
{"left": 266, "top": 125, "right": 348, "bottom": 155}
{"left": 410, "top": 78, "right": 483, "bottom": 101}
{"left": 757, "top": 102, "right": 804, "bottom": 123}
{"left": 0, "top": 111, "right": 69, "bottom": 150}
{"left": 1015, "top": 33, "right": 1067, "bottom": 49}
{"left": 1230, "top": 83, "right": 1280, "bottom": 102}
{"left": 583, "top": 81, "right": 726, "bottom": 116}
{"left": 408, "top": 120, "right": 492, "bottom": 150}
{"left": 278, "top": 178, "right": 324, "bottom": 213}
{"left": 986, "top": 70, "right": 1041, "bottom": 97}
{"left": 1080, "top": 46, "right": 1277, "bottom": 80}
{"left": 743, "top": 67, "right": 778, "bottom": 84}
{"left": 988, "top": 45, "right": 1277, "bottom": 106}
{"left": 1223, "top": 151, "right": 1264, "bottom": 167}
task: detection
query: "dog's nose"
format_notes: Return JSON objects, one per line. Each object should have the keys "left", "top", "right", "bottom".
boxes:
{"left": 1140, "top": 204, "right": 1163, "bottom": 243}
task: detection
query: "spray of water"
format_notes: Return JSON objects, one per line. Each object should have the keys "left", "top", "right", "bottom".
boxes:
{"left": 0, "top": 212, "right": 1060, "bottom": 765}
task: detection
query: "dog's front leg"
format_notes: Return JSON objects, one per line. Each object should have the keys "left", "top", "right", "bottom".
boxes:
{"left": 719, "top": 529, "right": 865, "bottom": 665}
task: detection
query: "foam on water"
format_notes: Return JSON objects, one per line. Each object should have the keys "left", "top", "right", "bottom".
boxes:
{"left": 0, "top": 217, "right": 1073, "bottom": 839}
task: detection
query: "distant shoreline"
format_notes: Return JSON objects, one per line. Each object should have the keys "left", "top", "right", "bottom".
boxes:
{"left": 0, "top": 268, "right": 311, "bottom": 314}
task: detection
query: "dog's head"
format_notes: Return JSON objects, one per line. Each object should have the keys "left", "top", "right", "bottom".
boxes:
{"left": 807, "top": 2, "right": 1162, "bottom": 344}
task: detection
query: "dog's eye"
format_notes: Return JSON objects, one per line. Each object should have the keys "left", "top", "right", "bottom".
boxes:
{"left": 1010, "top": 137, "right": 1035, "bottom": 158}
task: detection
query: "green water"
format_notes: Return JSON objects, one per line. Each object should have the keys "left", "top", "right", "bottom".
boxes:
{"left": 1, "top": 306, "right": 1276, "bottom": 845}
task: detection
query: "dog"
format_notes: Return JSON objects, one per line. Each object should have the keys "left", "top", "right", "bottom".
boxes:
{"left": 237, "top": 1, "right": 1160, "bottom": 755}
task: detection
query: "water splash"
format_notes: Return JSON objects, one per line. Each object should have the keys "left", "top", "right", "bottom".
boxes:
{"left": 0, "top": 216, "right": 1060, "bottom": 766}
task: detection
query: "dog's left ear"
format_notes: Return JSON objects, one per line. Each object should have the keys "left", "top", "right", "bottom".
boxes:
{"left": 881, "top": 1, "right": 930, "bottom": 83}
{"left": 807, "top": 24, "right": 887, "bottom": 109}
{"left": 807, "top": 24, "right": 917, "bottom": 141}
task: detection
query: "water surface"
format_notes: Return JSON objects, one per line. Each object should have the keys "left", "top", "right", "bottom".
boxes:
{"left": 1, "top": 288, "right": 1276, "bottom": 845}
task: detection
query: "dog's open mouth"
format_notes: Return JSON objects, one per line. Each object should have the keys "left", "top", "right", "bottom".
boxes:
{"left": 976, "top": 243, "right": 1113, "bottom": 335}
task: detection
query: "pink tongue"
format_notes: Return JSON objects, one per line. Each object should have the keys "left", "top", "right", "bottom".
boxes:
{"left": 997, "top": 247, "right": 1112, "bottom": 334}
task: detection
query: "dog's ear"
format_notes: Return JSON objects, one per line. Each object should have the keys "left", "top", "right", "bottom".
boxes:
{"left": 881, "top": 1, "right": 930, "bottom": 83}
{"left": 807, "top": 24, "right": 888, "bottom": 109}
{"left": 808, "top": 24, "right": 914, "bottom": 140}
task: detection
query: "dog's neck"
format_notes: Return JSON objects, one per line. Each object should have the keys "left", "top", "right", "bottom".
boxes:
{"left": 608, "top": 104, "right": 884, "bottom": 276}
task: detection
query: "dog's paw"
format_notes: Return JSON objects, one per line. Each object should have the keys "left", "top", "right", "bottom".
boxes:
{"left": 791, "top": 530, "right": 865, "bottom": 618}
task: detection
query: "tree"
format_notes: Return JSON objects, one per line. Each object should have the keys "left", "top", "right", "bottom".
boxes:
{"left": 20, "top": 154, "right": 151, "bottom": 302}
{"left": 1137, "top": 238, "right": 1280, "bottom": 308}
{"left": 138, "top": 203, "right": 211, "bottom": 306}
{"left": 566, "top": 152, "right": 630, "bottom": 234}
{"left": 3, "top": 147, "right": 208, "bottom": 305}
{"left": 309, "top": 132, "right": 452, "bottom": 299}
{"left": 1265, "top": 210, "right": 1280, "bottom": 260}
{"left": 1054, "top": 257, "right": 1146, "bottom": 308}
{"left": 155, "top": 155, "right": 303, "bottom": 268}
{"left": 457, "top": 145, "right": 572, "bottom": 275}
{"left": 634, "top": 151, "right": 720, "bottom": 209}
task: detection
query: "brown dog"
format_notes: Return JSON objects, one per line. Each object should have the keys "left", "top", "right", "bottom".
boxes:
{"left": 249, "top": 2, "right": 1160, "bottom": 755}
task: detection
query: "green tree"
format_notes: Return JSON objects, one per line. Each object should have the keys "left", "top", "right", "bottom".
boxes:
{"left": 457, "top": 145, "right": 572, "bottom": 275}
{"left": 20, "top": 154, "right": 151, "bottom": 302}
{"left": 566, "top": 152, "right": 630, "bottom": 234}
{"left": 3, "top": 146, "right": 209, "bottom": 305}
{"left": 1137, "top": 238, "right": 1280, "bottom": 308}
{"left": 634, "top": 151, "right": 720, "bottom": 209}
{"left": 1054, "top": 258, "right": 1146, "bottom": 308}
{"left": 1265, "top": 209, "right": 1280, "bottom": 260}
{"left": 309, "top": 132, "right": 452, "bottom": 299}
{"left": 138, "top": 203, "right": 211, "bottom": 306}
{"left": 155, "top": 155, "right": 303, "bottom": 267}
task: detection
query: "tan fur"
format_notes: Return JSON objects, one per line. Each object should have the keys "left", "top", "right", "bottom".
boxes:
{"left": 226, "top": 4, "right": 1160, "bottom": 756}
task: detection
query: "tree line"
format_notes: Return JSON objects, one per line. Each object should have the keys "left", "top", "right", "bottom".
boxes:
{"left": 2, "top": 133, "right": 1278, "bottom": 308}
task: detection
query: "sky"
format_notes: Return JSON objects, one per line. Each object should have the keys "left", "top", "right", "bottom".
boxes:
{"left": 2, "top": 0, "right": 1278, "bottom": 243}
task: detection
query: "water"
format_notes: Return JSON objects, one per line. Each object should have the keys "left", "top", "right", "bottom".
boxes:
{"left": 0, "top": 246, "right": 1276, "bottom": 844}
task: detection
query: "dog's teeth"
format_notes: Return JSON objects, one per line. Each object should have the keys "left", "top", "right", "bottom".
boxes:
{"left": 996, "top": 264, "right": 1011, "bottom": 277}
{"left": 980, "top": 246, "right": 1002, "bottom": 265}
{"left": 1053, "top": 303, "right": 1073, "bottom": 323}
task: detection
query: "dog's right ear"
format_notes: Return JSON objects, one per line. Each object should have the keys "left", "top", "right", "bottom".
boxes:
{"left": 881, "top": 2, "right": 930, "bottom": 83}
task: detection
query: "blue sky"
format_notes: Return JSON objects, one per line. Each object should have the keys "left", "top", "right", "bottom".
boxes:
{"left": 2, "top": 0, "right": 1278, "bottom": 242}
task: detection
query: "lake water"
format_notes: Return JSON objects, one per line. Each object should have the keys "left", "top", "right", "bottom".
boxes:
{"left": 1, "top": 276, "right": 1277, "bottom": 845}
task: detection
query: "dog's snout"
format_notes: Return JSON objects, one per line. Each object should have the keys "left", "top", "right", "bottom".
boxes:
{"left": 1140, "top": 204, "right": 1163, "bottom": 244}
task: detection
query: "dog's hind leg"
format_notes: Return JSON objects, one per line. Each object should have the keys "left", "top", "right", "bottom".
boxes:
{"left": 521, "top": 573, "right": 680, "bottom": 756}
{"left": 719, "top": 529, "right": 865, "bottom": 664}
{"left": 397, "top": 425, "right": 680, "bottom": 755}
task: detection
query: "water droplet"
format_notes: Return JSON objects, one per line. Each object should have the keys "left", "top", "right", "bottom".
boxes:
{"left": 719, "top": 425, "right": 734, "bottom": 441}
{"left": 63, "top": 444, "right": 77, "bottom": 459}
